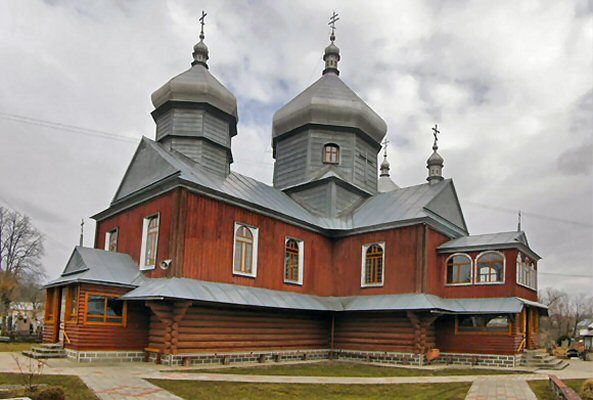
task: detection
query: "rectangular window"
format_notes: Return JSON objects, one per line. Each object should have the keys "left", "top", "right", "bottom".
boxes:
{"left": 457, "top": 314, "right": 511, "bottom": 334}
{"left": 84, "top": 293, "right": 126, "bottom": 326}
{"left": 232, "top": 223, "right": 259, "bottom": 277}
{"left": 361, "top": 242, "right": 385, "bottom": 287}
{"left": 284, "top": 237, "right": 304, "bottom": 285}
{"left": 139, "top": 214, "right": 159, "bottom": 270}
{"left": 516, "top": 254, "right": 537, "bottom": 290}
{"left": 66, "top": 286, "right": 78, "bottom": 322}
{"left": 104, "top": 228, "right": 118, "bottom": 252}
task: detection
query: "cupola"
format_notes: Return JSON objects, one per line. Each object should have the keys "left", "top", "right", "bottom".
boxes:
{"left": 150, "top": 11, "right": 238, "bottom": 178}
{"left": 271, "top": 14, "right": 388, "bottom": 217}
{"left": 427, "top": 124, "right": 444, "bottom": 183}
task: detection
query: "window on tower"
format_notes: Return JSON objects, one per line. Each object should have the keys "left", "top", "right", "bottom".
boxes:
{"left": 105, "top": 228, "right": 118, "bottom": 252}
{"left": 233, "top": 223, "right": 259, "bottom": 277}
{"left": 323, "top": 143, "right": 340, "bottom": 165}
{"left": 476, "top": 251, "right": 505, "bottom": 284}
{"left": 445, "top": 254, "right": 472, "bottom": 285}
{"left": 361, "top": 242, "right": 385, "bottom": 287}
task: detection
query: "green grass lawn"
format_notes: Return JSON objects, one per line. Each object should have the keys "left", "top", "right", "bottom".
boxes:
{"left": 149, "top": 380, "right": 471, "bottom": 400}
{"left": 0, "top": 342, "right": 33, "bottom": 352}
{"left": 0, "top": 373, "right": 97, "bottom": 400}
{"left": 170, "top": 361, "right": 529, "bottom": 377}
{"left": 528, "top": 379, "right": 585, "bottom": 400}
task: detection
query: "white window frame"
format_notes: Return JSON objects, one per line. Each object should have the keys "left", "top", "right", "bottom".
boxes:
{"left": 139, "top": 213, "right": 160, "bottom": 271}
{"left": 516, "top": 253, "right": 537, "bottom": 291}
{"left": 232, "top": 222, "right": 259, "bottom": 278}
{"left": 284, "top": 237, "right": 304, "bottom": 285}
{"left": 360, "top": 241, "right": 386, "bottom": 288}
{"left": 444, "top": 253, "right": 473, "bottom": 286}
{"left": 104, "top": 228, "right": 118, "bottom": 252}
{"left": 474, "top": 250, "right": 506, "bottom": 285}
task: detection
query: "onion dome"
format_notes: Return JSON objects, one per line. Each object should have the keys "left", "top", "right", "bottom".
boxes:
{"left": 427, "top": 125, "right": 444, "bottom": 183}
{"left": 272, "top": 31, "right": 386, "bottom": 143}
{"left": 378, "top": 145, "right": 399, "bottom": 192}
{"left": 150, "top": 22, "right": 238, "bottom": 120}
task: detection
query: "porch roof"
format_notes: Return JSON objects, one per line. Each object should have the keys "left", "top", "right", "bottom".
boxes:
{"left": 120, "top": 276, "right": 548, "bottom": 315}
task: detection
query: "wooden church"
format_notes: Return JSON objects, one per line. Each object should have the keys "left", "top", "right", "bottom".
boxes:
{"left": 41, "top": 15, "right": 547, "bottom": 368}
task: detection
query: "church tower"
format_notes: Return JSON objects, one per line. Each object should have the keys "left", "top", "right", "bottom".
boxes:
{"left": 150, "top": 12, "right": 238, "bottom": 178}
{"left": 272, "top": 14, "right": 387, "bottom": 217}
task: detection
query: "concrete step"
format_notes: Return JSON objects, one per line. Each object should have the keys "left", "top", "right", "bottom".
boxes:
{"left": 40, "top": 343, "right": 63, "bottom": 349}
{"left": 30, "top": 347, "right": 65, "bottom": 355}
{"left": 21, "top": 350, "right": 66, "bottom": 360}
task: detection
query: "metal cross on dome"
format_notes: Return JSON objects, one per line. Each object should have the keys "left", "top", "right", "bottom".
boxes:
{"left": 328, "top": 11, "right": 340, "bottom": 37}
{"left": 382, "top": 138, "right": 390, "bottom": 156}
{"left": 199, "top": 10, "right": 207, "bottom": 37}
{"left": 432, "top": 124, "right": 440, "bottom": 147}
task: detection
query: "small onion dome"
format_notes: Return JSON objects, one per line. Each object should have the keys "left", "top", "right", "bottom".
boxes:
{"left": 380, "top": 156, "right": 390, "bottom": 176}
{"left": 427, "top": 148, "right": 444, "bottom": 166}
{"left": 192, "top": 39, "right": 209, "bottom": 68}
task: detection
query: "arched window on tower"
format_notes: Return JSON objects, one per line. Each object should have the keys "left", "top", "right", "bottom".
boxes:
{"left": 476, "top": 252, "right": 505, "bottom": 284}
{"left": 445, "top": 254, "right": 472, "bottom": 285}
{"left": 323, "top": 143, "right": 340, "bottom": 165}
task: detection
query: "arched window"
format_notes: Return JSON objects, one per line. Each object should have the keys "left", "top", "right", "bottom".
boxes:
{"left": 233, "top": 224, "right": 257, "bottom": 275}
{"left": 362, "top": 243, "right": 385, "bottom": 287}
{"left": 476, "top": 252, "right": 505, "bottom": 283}
{"left": 323, "top": 143, "right": 340, "bottom": 164}
{"left": 140, "top": 214, "right": 160, "bottom": 270}
{"left": 284, "top": 238, "right": 304, "bottom": 284}
{"left": 446, "top": 254, "right": 472, "bottom": 285}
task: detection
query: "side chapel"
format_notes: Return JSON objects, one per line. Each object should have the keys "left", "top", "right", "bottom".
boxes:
{"left": 41, "top": 13, "right": 547, "bottom": 368}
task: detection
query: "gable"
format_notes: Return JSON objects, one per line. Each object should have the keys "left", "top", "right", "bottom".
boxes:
{"left": 61, "top": 248, "right": 89, "bottom": 276}
{"left": 424, "top": 181, "right": 468, "bottom": 233}
{"left": 113, "top": 138, "right": 180, "bottom": 203}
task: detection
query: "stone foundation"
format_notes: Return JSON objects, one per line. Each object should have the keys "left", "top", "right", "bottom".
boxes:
{"left": 435, "top": 352, "right": 522, "bottom": 368}
{"left": 65, "top": 348, "right": 145, "bottom": 363}
{"left": 155, "top": 349, "right": 331, "bottom": 366}
{"left": 333, "top": 350, "right": 426, "bottom": 366}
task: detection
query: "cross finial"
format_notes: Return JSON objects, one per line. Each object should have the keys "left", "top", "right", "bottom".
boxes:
{"left": 431, "top": 124, "right": 440, "bottom": 149}
{"left": 199, "top": 10, "right": 207, "bottom": 40}
{"left": 79, "top": 218, "right": 84, "bottom": 246}
{"left": 382, "top": 138, "right": 390, "bottom": 157}
{"left": 328, "top": 11, "right": 340, "bottom": 41}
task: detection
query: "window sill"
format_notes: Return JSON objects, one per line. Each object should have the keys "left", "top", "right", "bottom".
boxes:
{"left": 517, "top": 282, "right": 537, "bottom": 291}
{"left": 284, "top": 279, "right": 303, "bottom": 286}
{"left": 140, "top": 265, "right": 155, "bottom": 271}
{"left": 233, "top": 271, "right": 256, "bottom": 279}
{"left": 445, "top": 282, "right": 473, "bottom": 287}
{"left": 455, "top": 330, "right": 511, "bottom": 336}
{"left": 473, "top": 281, "right": 505, "bottom": 286}
{"left": 361, "top": 283, "right": 384, "bottom": 288}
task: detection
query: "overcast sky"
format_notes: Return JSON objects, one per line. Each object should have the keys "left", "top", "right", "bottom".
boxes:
{"left": 0, "top": 0, "right": 591, "bottom": 294}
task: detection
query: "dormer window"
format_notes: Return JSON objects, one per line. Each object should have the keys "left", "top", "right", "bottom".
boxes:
{"left": 323, "top": 144, "right": 340, "bottom": 165}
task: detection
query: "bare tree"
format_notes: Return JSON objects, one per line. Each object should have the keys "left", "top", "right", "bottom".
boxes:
{"left": 0, "top": 207, "right": 45, "bottom": 335}
{"left": 569, "top": 293, "right": 593, "bottom": 338}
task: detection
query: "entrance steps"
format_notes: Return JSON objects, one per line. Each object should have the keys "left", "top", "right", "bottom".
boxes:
{"left": 521, "top": 349, "right": 568, "bottom": 370}
{"left": 22, "top": 343, "right": 66, "bottom": 360}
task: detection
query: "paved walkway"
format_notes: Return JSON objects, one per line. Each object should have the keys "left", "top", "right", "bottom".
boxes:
{"left": 465, "top": 378, "right": 537, "bottom": 400}
{"left": 1, "top": 352, "right": 591, "bottom": 400}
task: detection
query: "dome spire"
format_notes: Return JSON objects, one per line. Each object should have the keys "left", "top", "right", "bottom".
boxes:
{"left": 380, "top": 138, "right": 391, "bottom": 177}
{"left": 427, "top": 124, "right": 444, "bottom": 184}
{"left": 323, "top": 11, "right": 341, "bottom": 76}
{"left": 192, "top": 10, "right": 209, "bottom": 69}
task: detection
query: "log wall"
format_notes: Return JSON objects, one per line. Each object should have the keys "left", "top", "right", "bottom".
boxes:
{"left": 147, "top": 303, "right": 330, "bottom": 354}
{"left": 63, "top": 284, "right": 149, "bottom": 351}
{"left": 435, "top": 315, "right": 523, "bottom": 355}
{"left": 333, "top": 311, "right": 436, "bottom": 353}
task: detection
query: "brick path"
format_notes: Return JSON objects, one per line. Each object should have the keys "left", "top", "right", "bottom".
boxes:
{"left": 465, "top": 378, "right": 537, "bottom": 400}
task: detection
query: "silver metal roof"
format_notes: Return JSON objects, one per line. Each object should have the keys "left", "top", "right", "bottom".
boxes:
{"left": 102, "top": 138, "right": 468, "bottom": 237}
{"left": 151, "top": 63, "right": 238, "bottom": 119}
{"left": 438, "top": 231, "right": 541, "bottom": 259}
{"left": 120, "top": 276, "right": 547, "bottom": 314}
{"left": 272, "top": 73, "right": 387, "bottom": 143}
{"left": 44, "top": 246, "right": 145, "bottom": 289}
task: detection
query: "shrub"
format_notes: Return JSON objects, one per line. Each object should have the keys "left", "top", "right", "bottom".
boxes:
{"left": 581, "top": 379, "right": 593, "bottom": 400}
{"left": 32, "top": 387, "right": 65, "bottom": 400}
